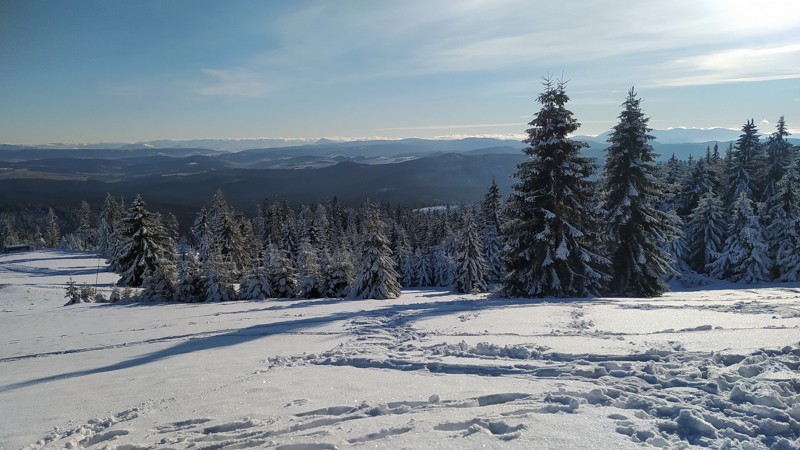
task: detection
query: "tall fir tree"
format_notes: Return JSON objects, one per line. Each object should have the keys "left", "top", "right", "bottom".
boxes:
{"left": 115, "top": 195, "right": 173, "bottom": 287}
{"left": 724, "top": 119, "right": 761, "bottom": 208}
{"left": 140, "top": 259, "right": 178, "bottom": 301}
{"left": 502, "top": 78, "right": 608, "bottom": 297}
{"left": 678, "top": 159, "right": 714, "bottom": 216}
{"left": 685, "top": 190, "right": 726, "bottom": 274}
{"left": 716, "top": 192, "right": 771, "bottom": 283}
{"left": 295, "top": 237, "right": 322, "bottom": 298}
{"left": 207, "top": 190, "right": 249, "bottom": 281}
{"left": 320, "top": 243, "right": 354, "bottom": 298}
{"left": 762, "top": 116, "right": 792, "bottom": 201}
{"left": 176, "top": 250, "right": 204, "bottom": 302}
{"left": 767, "top": 160, "right": 800, "bottom": 281}
{"left": 45, "top": 208, "right": 60, "bottom": 248}
{"left": 239, "top": 251, "right": 273, "bottom": 300}
{"left": 0, "top": 218, "right": 19, "bottom": 247}
{"left": 480, "top": 179, "right": 504, "bottom": 283}
{"left": 268, "top": 243, "right": 298, "bottom": 298}
{"left": 202, "top": 252, "right": 237, "bottom": 302}
{"left": 351, "top": 204, "right": 401, "bottom": 299}
{"left": 98, "top": 193, "right": 124, "bottom": 261}
{"left": 190, "top": 207, "right": 213, "bottom": 262}
{"left": 452, "top": 212, "right": 488, "bottom": 294}
{"left": 603, "top": 88, "right": 677, "bottom": 296}
{"left": 414, "top": 248, "right": 434, "bottom": 286}
{"left": 77, "top": 200, "right": 96, "bottom": 250}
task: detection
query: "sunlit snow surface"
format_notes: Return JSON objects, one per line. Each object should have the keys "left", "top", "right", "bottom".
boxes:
{"left": 1, "top": 251, "right": 799, "bottom": 449}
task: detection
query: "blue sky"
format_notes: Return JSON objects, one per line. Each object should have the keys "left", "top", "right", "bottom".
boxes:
{"left": 1, "top": 0, "right": 798, "bottom": 144}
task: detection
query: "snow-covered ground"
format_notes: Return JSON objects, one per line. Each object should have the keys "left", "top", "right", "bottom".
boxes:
{"left": 1, "top": 251, "right": 799, "bottom": 449}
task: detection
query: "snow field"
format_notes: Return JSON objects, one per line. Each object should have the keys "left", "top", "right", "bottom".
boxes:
{"left": 1, "top": 251, "right": 799, "bottom": 449}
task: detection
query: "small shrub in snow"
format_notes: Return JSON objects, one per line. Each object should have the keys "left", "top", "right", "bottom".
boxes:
{"left": 64, "top": 278, "right": 81, "bottom": 305}
{"left": 108, "top": 285, "right": 121, "bottom": 303}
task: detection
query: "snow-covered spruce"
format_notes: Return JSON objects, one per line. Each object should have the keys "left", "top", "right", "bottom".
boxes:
{"left": 295, "top": 237, "right": 322, "bottom": 298}
{"left": 268, "top": 243, "right": 298, "bottom": 299}
{"left": 176, "top": 250, "right": 204, "bottom": 302}
{"left": 452, "top": 211, "right": 489, "bottom": 294}
{"left": 711, "top": 192, "right": 771, "bottom": 283}
{"left": 239, "top": 252, "right": 272, "bottom": 300}
{"left": 761, "top": 116, "right": 793, "bottom": 201}
{"left": 139, "top": 259, "right": 178, "bottom": 302}
{"left": 202, "top": 253, "right": 237, "bottom": 302}
{"left": 114, "top": 195, "right": 174, "bottom": 287}
{"left": 350, "top": 204, "right": 401, "bottom": 300}
{"left": 685, "top": 190, "right": 726, "bottom": 275}
{"left": 502, "top": 78, "right": 608, "bottom": 297}
{"left": 320, "top": 244, "right": 354, "bottom": 298}
{"left": 603, "top": 87, "right": 677, "bottom": 296}
{"left": 766, "top": 159, "right": 800, "bottom": 281}
{"left": 723, "top": 119, "right": 761, "bottom": 209}
{"left": 480, "top": 178, "right": 504, "bottom": 283}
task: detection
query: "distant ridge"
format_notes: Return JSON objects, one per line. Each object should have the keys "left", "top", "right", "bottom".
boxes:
{"left": 6, "top": 128, "right": 791, "bottom": 152}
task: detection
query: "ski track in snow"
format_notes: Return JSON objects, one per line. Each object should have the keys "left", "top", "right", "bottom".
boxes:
{"left": 1, "top": 251, "right": 799, "bottom": 449}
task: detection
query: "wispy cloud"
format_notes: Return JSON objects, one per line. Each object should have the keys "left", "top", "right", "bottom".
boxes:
{"left": 645, "top": 44, "right": 800, "bottom": 88}
{"left": 197, "top": 68, "right": 278, "bottom": 98}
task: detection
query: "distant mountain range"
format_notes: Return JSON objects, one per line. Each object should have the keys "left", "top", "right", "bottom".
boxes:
{"left": 4, "top": 127, "right": 789, "bottom": 152}
{"left": 1, "top": 129, "right": 797, "bottom": 228}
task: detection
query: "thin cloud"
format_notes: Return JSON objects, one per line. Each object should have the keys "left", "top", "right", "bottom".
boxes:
{"left": 645, "top": 44, "right": 800, "bottom": 88}
{"left": 197, "top": 68, "right": 278, "bottom": 98}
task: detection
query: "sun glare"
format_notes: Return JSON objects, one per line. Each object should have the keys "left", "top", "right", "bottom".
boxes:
{"left": 712, "top": 0, "right": 800, "bottom": 33}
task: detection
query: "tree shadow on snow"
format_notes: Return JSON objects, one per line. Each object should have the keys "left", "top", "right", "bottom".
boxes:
{"left": 0, "top": 293, "right": 610, "bottom": 392}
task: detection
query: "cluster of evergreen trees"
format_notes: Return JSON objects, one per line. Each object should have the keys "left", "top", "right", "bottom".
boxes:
{"left": 20, "top": 78, "right": 797, "bottom": 302}
{"left": 501, "top": 80, "right": 797, "bottom": 297}
{"left": 664, "top": 116, "right": 798, "bottom": 283}
{"left": 92, "top": 188, "right": 503, "bottom": 302}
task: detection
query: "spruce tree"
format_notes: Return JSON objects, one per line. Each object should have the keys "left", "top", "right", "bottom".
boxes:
{"left": 268, "top": 243, "right": 298, "bottom": 298}
{"left": 116, "top": 195, "right": 173, "bottom": 287}
{"left": 295, "top": 238, "right": 321, "bottom": 298}
{"left": 679, "top": 159, "right": 714, "bottom": 216}
{"left": 140, "top": 259, "right": 178, "bottom": 301}
{"left": 724, "top": 120, "right": 761, "bottom": 208}
{"left": 45, "top": 208, "right": 60, "bottom": 248}
{"left": 0, "top": 219, "right": 19, "bottom": 247}
{"left": 503, "top": 78, "right": 608, "bottom": 297}
{"left": 176, "top": 250, "right": 204, "bottom": 302}
{"left": 239, "top": 252, "right": 272, "bottom": 300}
{"left": 321, "top": 243, "right": 354, "bottom": 298}
{"left": 351, "top": 205, "right": 401, "bottom": 299}
{"left": 77, "top": 201, "right": 96, "bottom": 250}
{"left": 433, "top": 245, "right": 453, "bottom": 287}
{"left": 480, "top": 179, "right": 504, "bottom": 283}
{"left": 603, "top": 88, "right": 677, "bottom": 296}
{"left": 400, "top": 248, "right": 417, "bottom": 288}
{"left": 685, "top": 190, "right": 726, "bottom": 274}
{"left": 767, "top": 160, "right": 800, "bottom": 281}
{"left": 208, "top": 190, "right": 248, "bottom": 281}
{"left": 202, "top": 252, "right": 237, "bottom": 301}
{"left": 190, "top": 207, "right": 212, "bottom": 262}
{"left": 722, "top": 192, "right": 771, "bottom": 283}
{"left": 414, "top": 248, "right": 434, "bottom": 286}
{"left": 98, "top": 193, "right": 121, "bottom": 259}
{"left": 762, "top": 116, "right": 792, "bottom": 201}
{"left": 452, "top": 212, "right": 488, "bottom": 294}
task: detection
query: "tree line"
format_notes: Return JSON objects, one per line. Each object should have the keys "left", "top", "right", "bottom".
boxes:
{"left": 4, "top": 78, "right": 797, "bottom": 302}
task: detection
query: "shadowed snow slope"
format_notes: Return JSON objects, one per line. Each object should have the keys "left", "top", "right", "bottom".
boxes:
{"left": 1, "top": 251, "right": 799, "bottom": 449}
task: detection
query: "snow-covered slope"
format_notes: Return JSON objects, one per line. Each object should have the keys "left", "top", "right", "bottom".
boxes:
{"left": 1, "top": 251, "right": 799, "bottom": 449}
